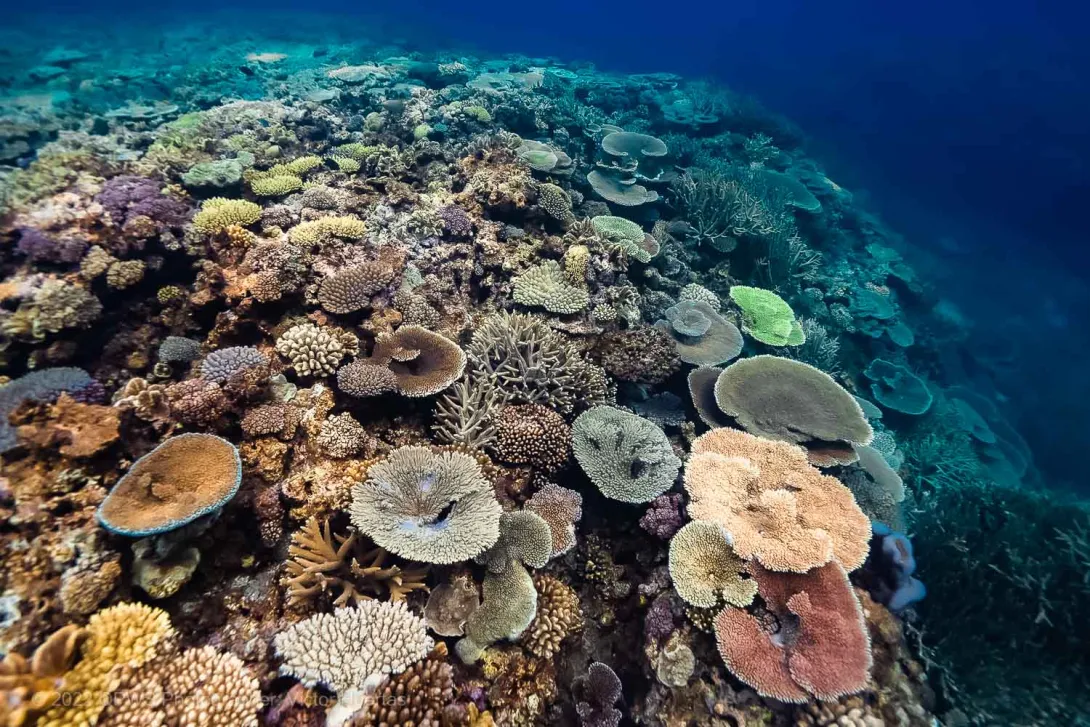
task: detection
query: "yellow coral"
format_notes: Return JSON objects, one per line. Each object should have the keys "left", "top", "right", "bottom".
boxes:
{"left": 330, "top": 156, "right": 361, "bottom": 173}
{"left": 40, "top": 603, "right": 175, "bottom": 727}
{"left": 563, "top": 244, "right": 589, "bottom": 286}
{"left": 193, "top": 198, "right": 262, "bottom": 234}
{"left": 250, "top": 174, "right": 303, "bottom": 197}
{"left": 288, "top": 216, "right": 367, "bottom": 245}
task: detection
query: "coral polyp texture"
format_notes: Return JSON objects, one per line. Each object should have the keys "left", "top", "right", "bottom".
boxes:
{"left": 0, "top": 15, "right": 1056, "bottom": 726}
{"left": 349, "top": 446, "right": 502, "bottom": 563}
{"left": 97, "top": 433, "right": 242, "bottom": 536}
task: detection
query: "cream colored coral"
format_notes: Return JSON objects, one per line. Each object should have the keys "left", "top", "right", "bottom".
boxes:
{"left": 512, "top": 260, "right": 589, "bottom": 314}
{"left": 274, "top": 601, "right": 433, "bottom": 695}
{"left": 106, "top": 259, "right": 146, "bottom": 289}
{"left": 80, "top": 245, "right": 117, "bottom": 279}
{"left": 40, "top": 603, "right": 175, "bottom": 727}
{"left": 193, "top": 198, "right": 262, "bottom": 234}
{"left": 668, "top": 520, "right": 757, "bottom": 608}
{"left": 276, "top": 323, "right": 346, "bottom": 377}
{"left": 288, "top": 216, "right": 367, "bottom": 245}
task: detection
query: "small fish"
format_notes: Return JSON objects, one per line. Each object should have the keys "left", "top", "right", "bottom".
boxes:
{"left": 238, "top": 66, "right": 255, "bottom": 77}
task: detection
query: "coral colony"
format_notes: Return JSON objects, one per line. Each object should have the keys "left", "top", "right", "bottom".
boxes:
{"left": 1, "top": 20, "right": 1086, "bottom": 727}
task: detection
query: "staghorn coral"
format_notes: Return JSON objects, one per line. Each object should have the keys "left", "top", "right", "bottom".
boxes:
{"left": 350, "top": 446, "right": 502, "bottom": 564}
{"left": 489, "top": 404, "right": 571, "bottom": 472}
{"left": 275, "top": 601, "right": 434, "bottom": 721}
{"left": 284, "top": 517, "right": 428, "bottom": 608}
{"left": 525, "top": 482, "right": 583, "bottom": 556}
{"left": 97, "top": 433, "right": 242, "bottom": 536}
{"left": 318, "top": 263, "right": 398, "bottom": 314}
{"left": 512, "top": 260, "right": 590, "bottom": 314}
{"left": 668, "top": 520, "right": 757, "bottom": 608}
{"left": 572, "top": 406, "right": 681, "bottom": 503}
{"left": 467, "top": 312, "right": 612, "bottom": 415}
{"left": 40, "top": 603, "right": 175, "bottom": 727}
{"left": 277, "top": 323, "right": 348, "bottom": 377}
{"left": 684, "top": 427, "right": 871, "bottom": 573}
{"left": 523, "top": 573, "right": 582, "bottom": 658}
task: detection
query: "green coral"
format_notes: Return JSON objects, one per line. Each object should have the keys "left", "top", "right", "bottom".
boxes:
{"left": 729, "top": 286, "right": 805, "bottom": 346}
{"left": 192, "top": 198, "right": 262, "bottom": 234}
{"left": 330, "top": 156, "right": 361, "bottom": 173}
{"left": 250, "top": 174, "right": 304, "bottom": 197}
{"left": 572, "top": 406, "right": 681, "bottom": 503}
{"left": 288, "top": 216, "right": 367, "bottom": 245}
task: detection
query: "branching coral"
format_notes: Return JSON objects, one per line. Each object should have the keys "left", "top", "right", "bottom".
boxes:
{"left": 284, "top": 517, "right": 428, "bottom": 608}
{"left": 523, "top": 573, "right": 583, "bottom": 658}
{"left": 349, "top": 446, "right": 502, "bottom": 563}
{"left": 512, "top": 260, "right": 590, "bottom": 314}
{"left": 489, "top": 403, "right": 571, "bottom": 472}
{"left": 193, "top": 197, "right": 262, "bottom": 234}
{"left": 319, "top": 262, "right": 398, "bottom": 314}
{"left": 276, "top": 322, "right": 349, "bottom": 377}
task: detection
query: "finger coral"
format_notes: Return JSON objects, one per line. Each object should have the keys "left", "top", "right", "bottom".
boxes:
{"left": 97, "top": 432, "right": 243, "bottom": 536}
{"left": 512, "top": 260, "right": 590, "bottom": 314}
{"left": 276, "top": 322, "right": 348, "bottom": 377}
{"left": 490, "top": 403, "right": 571, "bottom": 472}
{"left": 572, "top": 406, "right": 681, "bottom": 503}
{"left": 346, "top": 643, "right": 459, "bottom": 727}
{"left": 349, "top": 446, "right": 502, "bottom": 563}
{"left": 318, "top": 262, "right": 398, "bottom": 314}
{"left": 40, "top": 603, "right": 176, "bottom": 727}
{"left": 684, "top": 427, "right": 871, "bottom": 573}
{"left": 523, "top": 573, "right": 582, "bottom": 658}
{"left": 288, "top": 215, "right": 367, "bottom": 245}
{"left": 193, "top": 197, "right": 262, "bottom": 234}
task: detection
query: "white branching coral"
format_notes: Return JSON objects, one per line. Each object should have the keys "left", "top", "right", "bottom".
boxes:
{"left": 349, "top": 446, "right": 502, "bottom": 564}
{"left": 274, "top": 601, "right": 433, "bottom": 721}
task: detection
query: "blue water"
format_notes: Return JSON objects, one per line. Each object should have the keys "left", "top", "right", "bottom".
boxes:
{"left": 4, "top": 1, "right": 1089, "bottom": 722}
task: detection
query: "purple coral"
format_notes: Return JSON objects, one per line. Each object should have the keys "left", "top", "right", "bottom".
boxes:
{"left": 15, "top": 228, "right": 88, "bottom": 265}
{"left": 644, "top": 594, "right": 678, "bottom": 643}
{"left": 640, "top": 493, "right": 685, "bottom": 540}
{"left": 437, "top": 204, "right": 473, "bottom": 238}
{"left": 95, "top": 175, "right": 190, "bottom": 228}
{"left": 576, "top": 662, "right": 623, "bottom": 727}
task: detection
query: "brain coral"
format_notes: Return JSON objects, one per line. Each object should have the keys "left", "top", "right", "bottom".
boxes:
{"left": 714, "top": 561, "right": 871, "bottom": 703}
{"left": 318, "top": 262, "right": 397, "bottom": 314}
{"left": 713, "top": 356, "right": 873, "bottom": 446}
{"left": 97, "top": 433, "right": 242, "bottom": 537}
{"left": 512, "top": 260, "right": 590, "bottom": 314}
{"left": 572, "top": 406, "right": 681, "bottom": 503}
{"left": 371, "top": 325, "right": 467, "bottom": 397}
{"left": 658, "top": 300, "right": 744, "bottom": 366}
{"left": 729, "top": 286, "right": 805, "bottom": 346}
{"left": 274, "top": 601, "right": 433, "bottom": 698}
{"left": 668, "top": 520, "right": 757, "bottom": 608}
{"left": 349, "top": 446, "right": 502, "bottom": 563}
{"left": 684, "top": 427, "right": 871, "bottom": 573}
